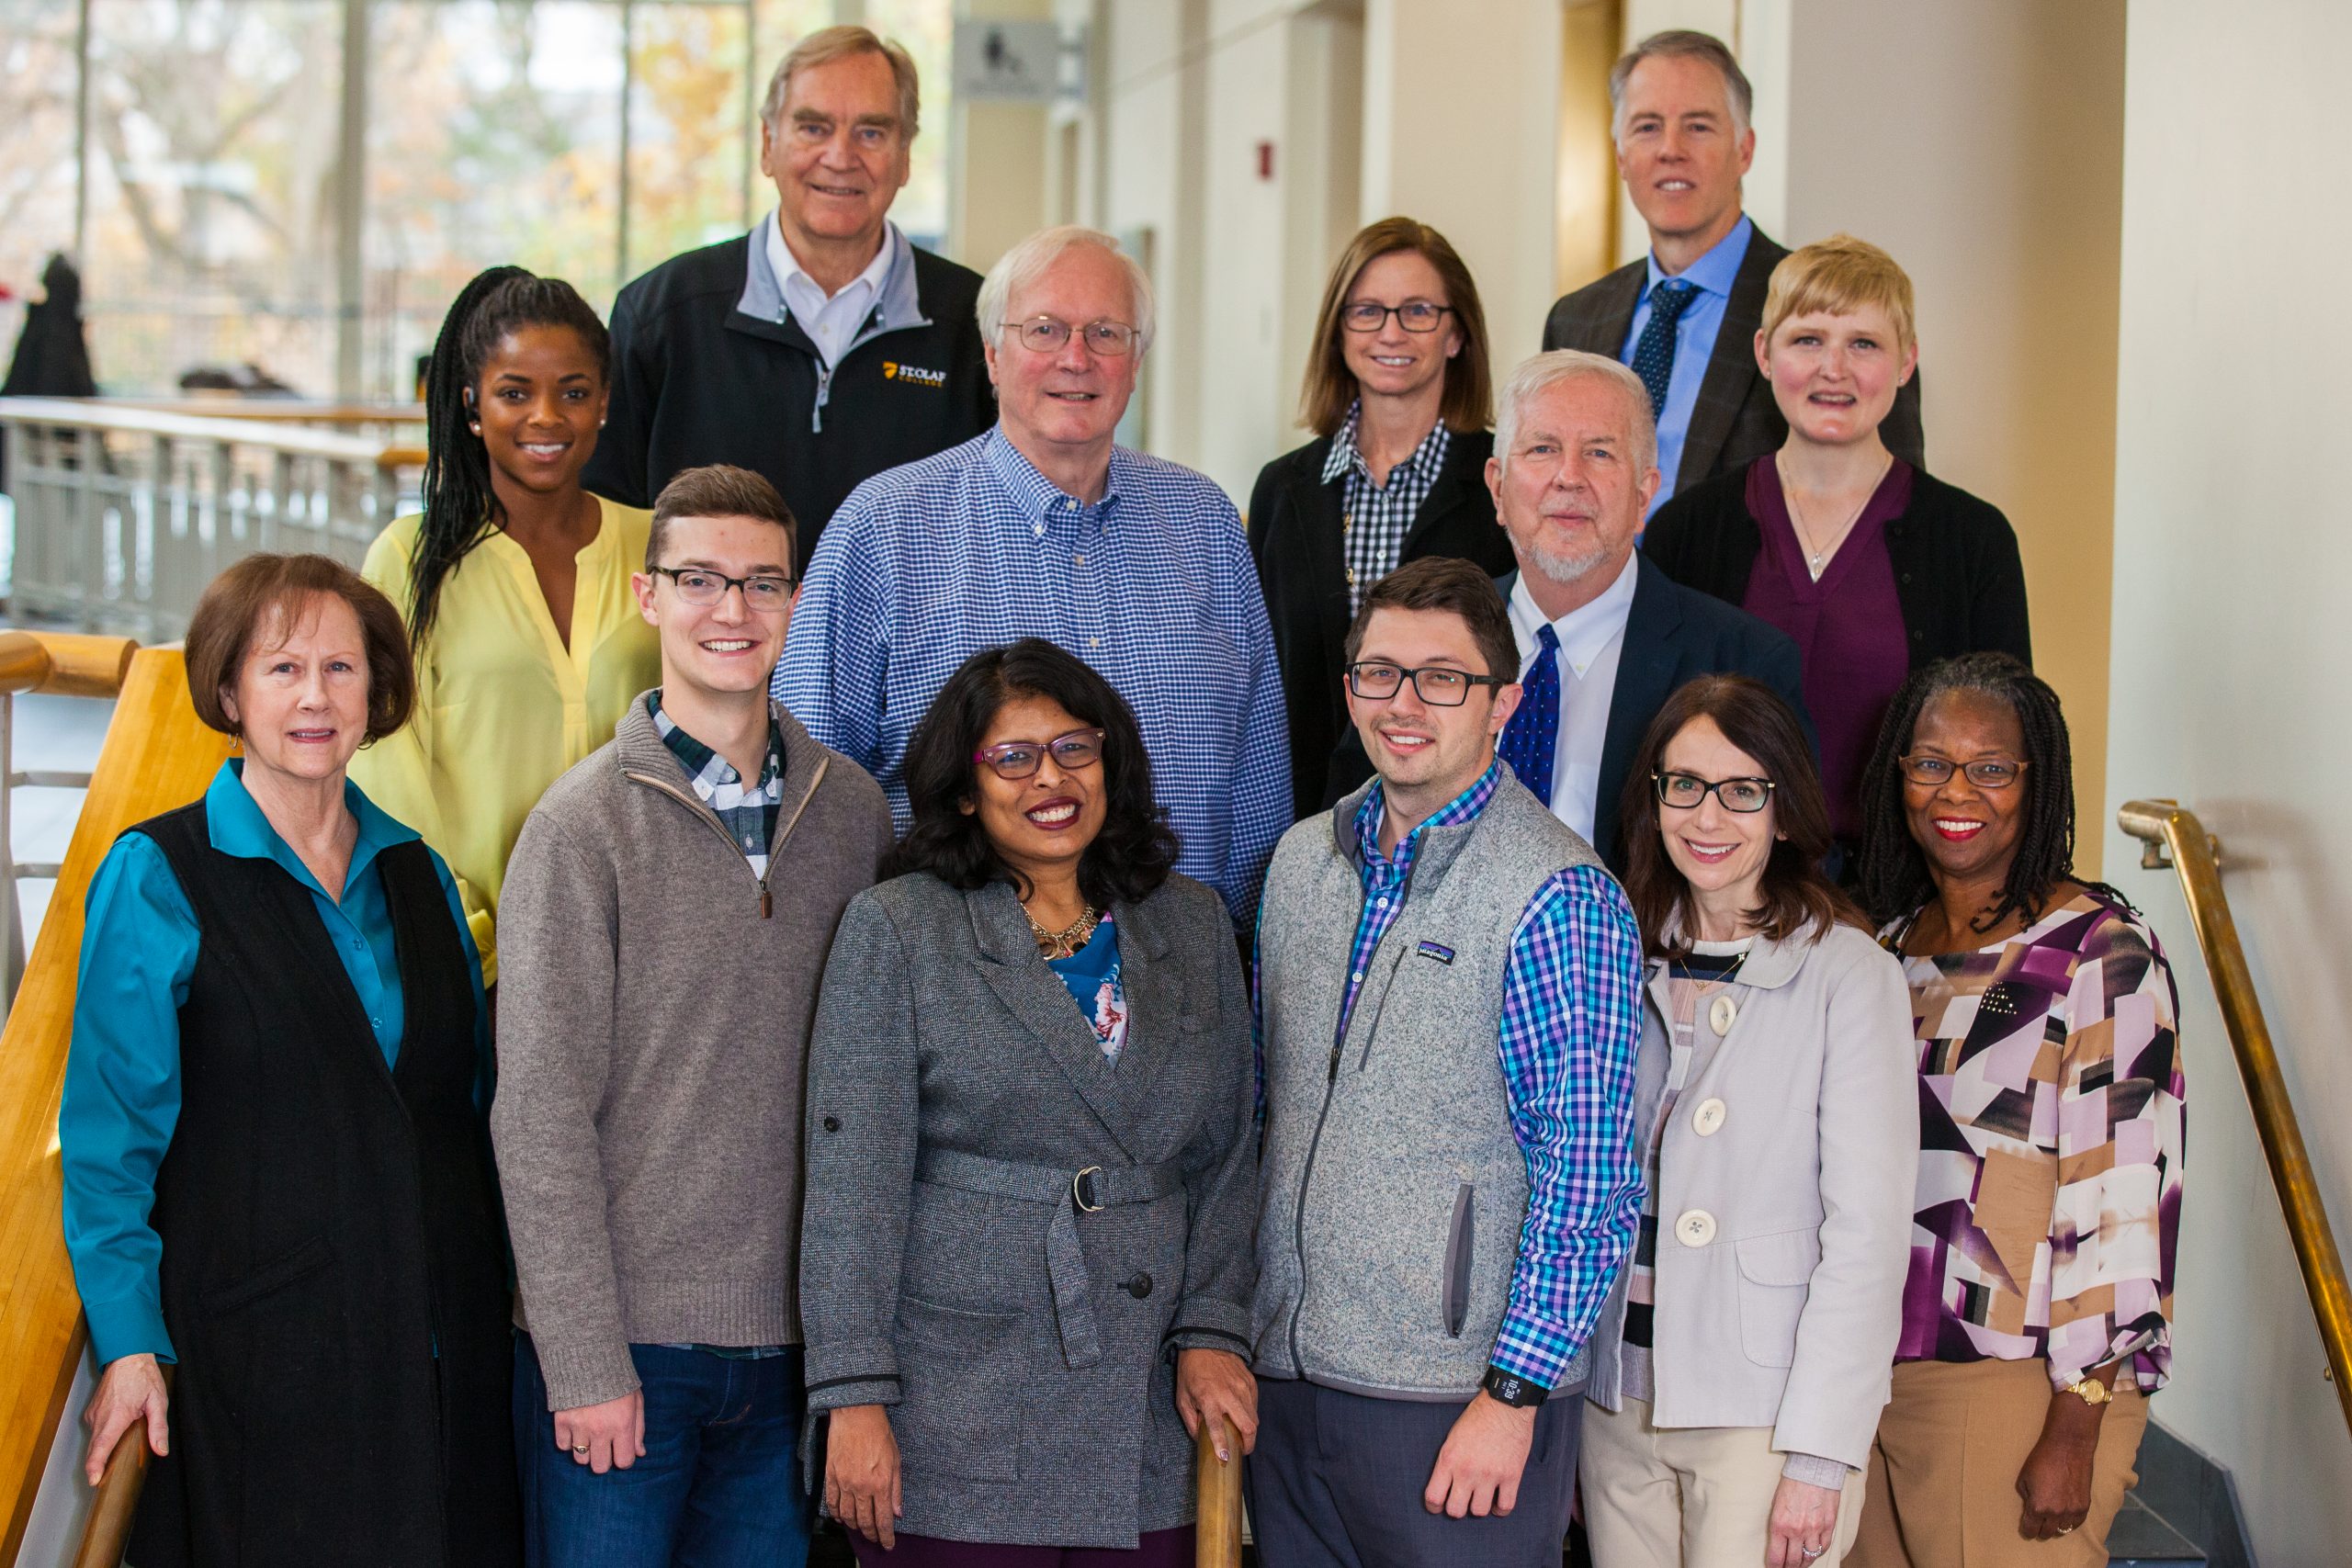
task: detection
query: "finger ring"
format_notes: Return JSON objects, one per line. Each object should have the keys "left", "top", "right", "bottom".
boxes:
{"left": 571, "top": 1442, "right": 590, "bottom": 1455}
{"left": 2057, "top": 1526, "right": 2075, "bottom": 1536}
{"left": 1803, "top": 1551, "right": 1826, "bottom": 1560}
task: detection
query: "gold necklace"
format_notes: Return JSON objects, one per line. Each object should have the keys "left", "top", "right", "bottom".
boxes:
{"left": 1779, "top": 453, "right": 1891, "bottom": 579}
{"left": 1026, "top": 900, "right": 1100, "bottom": 961}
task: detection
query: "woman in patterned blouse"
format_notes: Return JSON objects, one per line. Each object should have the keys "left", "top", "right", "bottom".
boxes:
{"left": 1851, "top": 653, "right": 2184, "bottom": 1567}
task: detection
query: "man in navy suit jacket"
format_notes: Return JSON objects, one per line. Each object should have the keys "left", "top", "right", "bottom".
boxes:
{"left": 1325, "top": 349, "right": 1809, "bottom": 873}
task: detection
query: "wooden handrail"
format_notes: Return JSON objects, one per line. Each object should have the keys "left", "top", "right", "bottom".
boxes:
{"left": 0, "top": 396, "right": 390, "bottom": 465}
{"left": 1194, "top": 1418, "right": 1241, "bottom": 1568}
{"left": 0, "top": 649, "right": 233, "bottom": 1562}
{"left": 0, "top": 633, "right": 139, "bottom": 701}
{"left": 2118, "top": 798, "right": 2352, "bottom": 1437}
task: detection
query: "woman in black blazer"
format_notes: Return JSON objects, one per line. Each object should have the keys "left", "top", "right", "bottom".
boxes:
{"left": 1644, "top": 235, "right": 2030, "bottom": 856}
{"left": 1248, "top": 217, "right": 1516, "bottom": 818}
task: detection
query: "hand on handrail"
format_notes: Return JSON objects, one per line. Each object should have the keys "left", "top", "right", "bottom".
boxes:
{"left": 82, "top": 1351, "right": 168, "bottom": 1486}
{"left": 1174, "top": 1348, "right": 1257, "bottom": 1462}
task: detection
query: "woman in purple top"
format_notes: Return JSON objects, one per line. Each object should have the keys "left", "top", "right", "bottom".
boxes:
{"left": 1642, "top": 237, "right": 2030, "bottom": 860}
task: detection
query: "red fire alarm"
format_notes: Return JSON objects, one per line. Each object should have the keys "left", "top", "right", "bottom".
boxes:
{"left": 1257, "top": 141, "right": 1275, "bottom": 180}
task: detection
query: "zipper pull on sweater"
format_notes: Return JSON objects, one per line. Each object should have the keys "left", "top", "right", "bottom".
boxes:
{"left": 762, "top": 886, "right": 773, "bottom": 919}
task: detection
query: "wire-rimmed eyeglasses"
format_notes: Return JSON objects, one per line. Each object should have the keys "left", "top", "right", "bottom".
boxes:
{"left": 1007, "top": 316, "right": 1141, "bottom": 356}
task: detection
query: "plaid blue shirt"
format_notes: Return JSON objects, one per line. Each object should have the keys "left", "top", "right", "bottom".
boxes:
{"left": 649, "top": 693, "right": 786, "bottom": 877}
{"left": 774, "top": 428, "right": 1291, "bottom": 923}
{"left": 1337, "top": 761, "right": 1645, "bottom": 1390}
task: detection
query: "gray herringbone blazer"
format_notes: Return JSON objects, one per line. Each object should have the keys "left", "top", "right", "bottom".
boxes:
{"left": 1541, "top": 221, "right": 1926, "bottom": 496}
{"left": 798, "top": 871, "right": 1259, "bottom": 1548}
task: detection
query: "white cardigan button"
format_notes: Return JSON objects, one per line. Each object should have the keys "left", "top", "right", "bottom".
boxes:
{"left": 1674, "top": 1209, "right": 1716, "bottom": 1247}
{"left": 1709, "top": 994, "right": 1738, "bottom": 1036}
{"left": 1691, "top": 1097, "right": 1727, "bottom": 1136}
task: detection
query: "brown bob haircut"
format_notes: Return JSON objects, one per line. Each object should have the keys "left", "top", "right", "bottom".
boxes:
{"left": 1343, "top": 557, "right": 1519, "bottom": 691}
{"left": 183, "top": 552, "right": 415, "bottom": 743}
{"left": 1300, "top": 217, "right": 1494, "bottom": 439}
{"left": 647, "top": 464, "right": 798, "bottom": 571}
{"left": 1617, "top": 674, "right": 1865, "bottom": 958}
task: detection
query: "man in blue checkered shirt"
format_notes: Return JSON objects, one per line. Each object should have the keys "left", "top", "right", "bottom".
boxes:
{"left": 774, "top": 226, "right": 1290, "bottom": 926}
{"left": 1250, "top": 556, "right": 1643, "bottom": 1566}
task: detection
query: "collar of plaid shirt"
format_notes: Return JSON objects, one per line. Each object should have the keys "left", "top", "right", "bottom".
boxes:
{"left": 1319, "top": 400, "right": 1453, "bottom": 490}
{"left": 647, "top": 691, "right": 786, "bottom": 800}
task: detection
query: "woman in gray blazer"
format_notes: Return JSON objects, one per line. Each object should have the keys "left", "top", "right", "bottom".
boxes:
{"left": 799, "top": 638, "right": 1261, "bottom": 1565}
{"left": 1580, "top": 675, "right": 1917, "bottom": 1568}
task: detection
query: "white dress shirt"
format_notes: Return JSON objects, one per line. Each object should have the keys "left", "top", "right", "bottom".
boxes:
{"left": 1507, "top": 551, "right": 1639, "bottom": 842}
{"left": 765, "top": 213, "right": 898, "bottom": 369}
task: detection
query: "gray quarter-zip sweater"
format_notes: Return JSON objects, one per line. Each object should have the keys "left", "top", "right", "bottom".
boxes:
{"left": 492, "top": 694, "right": 894, "bottom": 1412}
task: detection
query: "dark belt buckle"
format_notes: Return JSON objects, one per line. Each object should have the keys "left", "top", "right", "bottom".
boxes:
{"left": 1071, "top": 1165, "right": 1104, "bottom": 1213}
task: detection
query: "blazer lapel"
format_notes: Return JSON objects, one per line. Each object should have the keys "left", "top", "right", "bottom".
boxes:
{"left": 1398, "top": 439, "right": 1484, "bottom": 558}
{"left": 1598, "top": 558, "right": 1686, "bottom": 866}
{"left": 968, "top": 883, "right": 1144, "bottom": 1160}
{"left": 1678, "top": 230, "right": 1779, "bottom": 493}
{"left": 1573, "top": 262, "right": 1645, "bottom": 357}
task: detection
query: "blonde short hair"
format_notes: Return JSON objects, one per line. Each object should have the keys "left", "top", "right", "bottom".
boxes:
{"left": 761, "top": 25, "right": 921, "bottom": 141}
{"left": 1759, "top": 234, "right": 1917, "bottom": 355}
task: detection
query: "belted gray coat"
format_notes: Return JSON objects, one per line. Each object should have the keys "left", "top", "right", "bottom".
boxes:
{"left": 798, "top": 871, "right": 1260, "bottom": 1549}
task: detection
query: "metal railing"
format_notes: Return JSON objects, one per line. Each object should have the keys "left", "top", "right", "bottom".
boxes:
{"left": 0, "top": 631, "right": 136, "bottom": 1014}
{"left": 2118, "top": 798, "right": 2352, "bottom": 1437}
{"left": 0, "top": 397, "right": 417, "bottom": 640}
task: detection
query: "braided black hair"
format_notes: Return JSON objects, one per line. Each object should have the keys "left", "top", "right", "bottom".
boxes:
{"left": 1857, "top": 652, "right": 2122, "bottom": 931}
{"left": 411, "top": 266, "right": 611, "bottom": 645}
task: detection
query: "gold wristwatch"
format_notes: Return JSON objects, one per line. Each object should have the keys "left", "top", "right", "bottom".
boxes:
{"left": 2063, "top": 1376, "right": 2113, "bottom": 1407}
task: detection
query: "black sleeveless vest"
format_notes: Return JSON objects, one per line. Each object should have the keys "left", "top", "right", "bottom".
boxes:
{"left": 124, "top": 802, "right": 519, "bottom": 1568}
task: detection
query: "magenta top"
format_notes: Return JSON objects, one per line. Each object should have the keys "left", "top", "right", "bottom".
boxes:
{"left": 1739, "top": 457, "right": 1914, "bottom": 841}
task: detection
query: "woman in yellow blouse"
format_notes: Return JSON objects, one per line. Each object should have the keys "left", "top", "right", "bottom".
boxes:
{"left": 354, "top": 266, "right": 660, "bottom": 980}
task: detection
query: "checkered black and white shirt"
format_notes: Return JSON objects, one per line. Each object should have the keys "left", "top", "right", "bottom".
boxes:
{"left": 649, "top": 692, "right": 786, "bottom": 877}
{"left": 1322, "top": 402, "right": 1453, "bottom": 615}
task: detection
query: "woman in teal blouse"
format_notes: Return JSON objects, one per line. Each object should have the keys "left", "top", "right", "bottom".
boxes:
{"left": 60, "top": 552, "right": 517, "bottom": 1566}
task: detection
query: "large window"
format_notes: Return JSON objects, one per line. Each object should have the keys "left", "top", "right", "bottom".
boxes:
{"left": 0, "top": 0, "right": 952, "bottom": 400}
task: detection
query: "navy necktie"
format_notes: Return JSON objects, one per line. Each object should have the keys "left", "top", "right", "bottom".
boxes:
{"left": 1498, "top": 625, "right": 1561, "bottom": 807}
{"left": 1630, "top": 280, "right": 1699, "bottom": 418}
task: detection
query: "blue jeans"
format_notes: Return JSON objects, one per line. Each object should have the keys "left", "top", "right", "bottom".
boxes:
{"left": 514, "top": 1334, "right": 811, "bottom": 1568}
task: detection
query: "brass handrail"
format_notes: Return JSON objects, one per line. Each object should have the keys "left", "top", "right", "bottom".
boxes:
{"left": 1194, "top": 1419, "right": 1242, "bottom": 1568}
{"left": 2118, "top": 798, "right": 2352, "bottom": 1435}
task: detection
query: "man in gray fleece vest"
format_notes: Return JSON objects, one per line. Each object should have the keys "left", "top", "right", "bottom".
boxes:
{"left": 1250, "top": 557, "right": 1645, "bottom": 1567}
{"left": 492, "top": 467, "right": 893, "bottom": 1567}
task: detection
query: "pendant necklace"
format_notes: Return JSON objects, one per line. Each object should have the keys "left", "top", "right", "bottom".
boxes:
{"left": 1780, "top": 453, "right": 1891, "bottom": 581}
{"left": 1027, "top": 900, "right": 1100, "bottom": 961}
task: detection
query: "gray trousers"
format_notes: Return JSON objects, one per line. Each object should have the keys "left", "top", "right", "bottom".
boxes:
{"left": 1246, "top": 1377, "right": 1582, "bottom": 1568}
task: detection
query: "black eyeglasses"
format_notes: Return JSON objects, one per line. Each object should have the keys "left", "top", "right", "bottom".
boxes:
{"left": 650, "top": 565, "right": 797, "bottom": 610}
{"left": 1900, "top": 756, "right": 2027, "bottom": 789}
{"left": 1346, "top": 661, "right": 1507, "bottom": 706}
{"left": 1340, "top": 300, "right": 1453, "bottom": 333}
{"left": 1654, "top": 772, "right": 1775, "bottom": 814}
{"left": 973, "top": 728, "right": 1106, "bottom": 781}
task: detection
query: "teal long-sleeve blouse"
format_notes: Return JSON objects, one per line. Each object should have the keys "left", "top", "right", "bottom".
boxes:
{"left": 60, "top": 760, "right": 490, "bottom": 1368}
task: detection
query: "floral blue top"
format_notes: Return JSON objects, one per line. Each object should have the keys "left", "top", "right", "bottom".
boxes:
{"left": 1047, "top": 912, "right": 1128, "bottom": 1061}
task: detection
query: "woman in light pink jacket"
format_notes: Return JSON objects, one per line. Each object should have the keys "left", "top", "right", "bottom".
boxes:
{"left": 1580, "top": 674, "right": 1917, "bottom": 1568}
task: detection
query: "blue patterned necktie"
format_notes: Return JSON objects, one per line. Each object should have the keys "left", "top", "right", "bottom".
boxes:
{"left": 1498, "top": 624, "right": 1561, "bottom": 807}
{"left": 1629, "top": 280, "right": 1699, "bottom": 418}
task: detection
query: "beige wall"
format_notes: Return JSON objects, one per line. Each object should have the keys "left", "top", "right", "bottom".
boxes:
{"left": 2105, "top": 1, "right": 2352, "bottom": 1561}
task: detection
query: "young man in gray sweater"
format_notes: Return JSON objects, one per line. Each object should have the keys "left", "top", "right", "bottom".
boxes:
{"left": 492, "top": 465, "right": 893, "bottom": 1567}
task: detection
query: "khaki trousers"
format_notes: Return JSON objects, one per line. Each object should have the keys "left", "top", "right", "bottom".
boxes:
{"left": 1580, "top": 1396, "right": 1868, "bottom": 1568}
{"left": 1847, "top": 1359, "right": 2148, "bottom": 1568}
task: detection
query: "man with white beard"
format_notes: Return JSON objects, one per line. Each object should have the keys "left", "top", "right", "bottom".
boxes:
{"left": 1323, "top": 350, "right": 1810, "bottom": 872}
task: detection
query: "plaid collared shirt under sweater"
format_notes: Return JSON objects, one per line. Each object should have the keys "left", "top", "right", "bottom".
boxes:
{"left": 1277, "top": 760, "right": 1645, "bottom": 1390}
{"left": 650, "top": 692, "right": 786, "bottom": 877}
{"left": 1324, "top": 402, "right": 1452, "bottom": 615}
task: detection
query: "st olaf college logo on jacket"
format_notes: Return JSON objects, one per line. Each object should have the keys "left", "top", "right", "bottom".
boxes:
{"left": 883, "top": 360, "right": 949, "bottom": 389}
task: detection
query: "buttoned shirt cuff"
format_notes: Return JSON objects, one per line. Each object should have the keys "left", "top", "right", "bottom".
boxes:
{"left": 1487, "top": 1310, "right": 1581, "bottom": 1392}
{"left": 802, "top": 1337, "right": 903, "bottom": 1412}
{"left": 528, "top": 1334, "right": 641, "bottom": 1414}
{"left": 84, "top": 1292, "right": 175, "bottom": 1370}
{"left": 1781, "top": 1451, "right": 1851, "bottom": 1489}
{"left": 2047, "top": 1319, "right": 2165, "bottom": 1393}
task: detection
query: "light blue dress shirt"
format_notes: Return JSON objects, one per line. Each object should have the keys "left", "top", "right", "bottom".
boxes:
{"left": 60, "top": 760, "right": 489, "bottom": 1366}
{"left": 1620, "top": 215, "right": 1755, "bottom": 515}
{"left": 774, "top": 428, "right": 1292, "bottom": 925}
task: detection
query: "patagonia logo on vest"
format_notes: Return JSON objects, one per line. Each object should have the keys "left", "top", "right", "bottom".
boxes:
{"left": 883, "top": 361, "right": 947, "bottom": 388}
{"left": 1416, "top": 941, "right": 1455, "bottom": 965}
